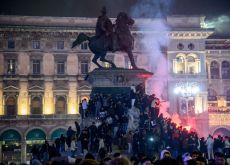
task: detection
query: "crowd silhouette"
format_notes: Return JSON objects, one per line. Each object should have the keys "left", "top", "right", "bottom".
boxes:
{"left": 5, "top": 84, "right": 230, "bottom": 165}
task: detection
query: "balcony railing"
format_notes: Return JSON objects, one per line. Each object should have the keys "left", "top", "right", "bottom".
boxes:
{"left": 2, "top": 74, "right": 19, "bottom": 80}
{"left": 208, "top": 107, "right": 230, "bottom": 113}
{"left": 0, "top": 114, "right": 80, "bottom": 120}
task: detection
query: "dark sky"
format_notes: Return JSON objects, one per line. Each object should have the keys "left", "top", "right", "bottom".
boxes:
{"left": 0, "top": 0, "right": 229, "bottom": 18}
{"left": 1, "top": 0, "right": 230, "bottom": 36}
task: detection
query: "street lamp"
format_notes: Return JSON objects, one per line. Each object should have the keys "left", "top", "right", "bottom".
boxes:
{"left": 174, "top": 82, "right": 200, "bottom": 125}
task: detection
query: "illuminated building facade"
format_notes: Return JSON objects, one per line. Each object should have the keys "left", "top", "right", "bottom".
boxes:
{"left": 0, "top": 15, "right": 229, "bottom": 163}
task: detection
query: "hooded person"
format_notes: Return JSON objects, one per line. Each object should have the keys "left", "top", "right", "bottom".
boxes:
{"left": 160, "top": 149, "right": 172, "bottom": 160}
{"left": 182, "top": 153, "right": 192, "bottom": 165}
{"left": 157, "top": 150, "right": 178, "bottom": 165}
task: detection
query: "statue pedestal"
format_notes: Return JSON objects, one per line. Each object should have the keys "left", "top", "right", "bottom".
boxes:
{"left": 87, "top": 68, "right": 153, "bottom": 94}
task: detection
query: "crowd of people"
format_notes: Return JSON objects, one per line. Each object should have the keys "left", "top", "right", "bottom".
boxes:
{"left": 25, "top": 83, "right": 230, "bottom": 165}
{"left": 5, "top": 83, "right": 230, "bottom": 165}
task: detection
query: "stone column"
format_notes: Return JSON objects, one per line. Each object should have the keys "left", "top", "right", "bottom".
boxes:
{"left": 44, "top": 81, "right": 54, "bottom": 114}
{"left": 207, "top": 62, "right": 211, "bottom": 82}
{"left": 219, "top": 60, "right": 222, "bottom": 79}
{"left": 18, "top": 80, "right": 29, "bottom": 115}
{"left": 173, "top": 59, "right": 177, "bottom": 73}
{"left": 21, "top": 140, "right": 27, "bottom": 164}
{"left": 201, "top": 91, "right": 208, "bottom": 113}
{"left": 68, "top": 81, "right": 78, "bottom": 114}
{"left": 196, "top": 59, "right": 201, "bottom": 73}
{"left": 185, "top": 57, "right": 188, "bottom": 74}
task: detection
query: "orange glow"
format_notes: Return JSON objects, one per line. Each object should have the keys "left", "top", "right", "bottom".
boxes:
{"left": 171, "top": 113, "right": 182, "bottom": 127}
{"left": 81, "top": 96, "right": 89, "bottom": 102}
{"left": 183, "top": 125, "right": 191, "bottom": 131}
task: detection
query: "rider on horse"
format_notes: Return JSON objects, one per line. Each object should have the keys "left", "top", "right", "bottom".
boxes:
{"left": 72, "top": 9, "right": 138, "bottom": 69}
{"left": 95, "top": 7, "right": 114, "bottom": 51}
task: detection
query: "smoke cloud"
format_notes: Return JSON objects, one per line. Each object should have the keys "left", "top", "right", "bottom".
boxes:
{"left": 204, "top": 15, "right": 230, "bottom": 34}
{"left": 130, "top": 0, "right": 171, "bottom": 98}
{"left": 129, "top": 0, "right": 176, "bottom": 120}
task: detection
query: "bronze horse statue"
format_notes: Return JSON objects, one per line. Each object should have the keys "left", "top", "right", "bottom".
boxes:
{"left": 72, "top": 12, "right": 138, "bottom": 69}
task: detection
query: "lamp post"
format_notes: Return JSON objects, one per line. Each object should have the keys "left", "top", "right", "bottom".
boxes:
{"left": 174, "top": 82, "right": 200, "bottom": 125}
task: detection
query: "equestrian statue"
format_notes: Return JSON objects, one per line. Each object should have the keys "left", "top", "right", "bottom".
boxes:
{"left": 72, "top": 7, "right": 139, "bottom": 69}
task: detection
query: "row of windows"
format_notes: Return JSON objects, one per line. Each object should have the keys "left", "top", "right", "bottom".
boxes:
{"left": 4, "top": 96, "right": 67, "bottom": 116}
{"left": 177, "top": 43, "right": 195, "bottom": 50}
{"left": 173, "top": 54, "right": 200, "bottom": 74}
{"left": 6, "top": 59, "right": 87, "bottom": 75}
{"left": 210, "top": 61, "right": 230, "bottom": 79}
{"left": 208, "top": 88, "right": 230, "bottom": 101}
{"left": 5, "top": 57, "right": 135, "bottom": 75}
{"left": 6, "top": 40, "right": 88, "bottom": 50}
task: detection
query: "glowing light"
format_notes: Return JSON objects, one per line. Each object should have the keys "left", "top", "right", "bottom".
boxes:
{"left": 19, "top": 107, "right": 28, "bottom": 115}
{"left": 68, "top": 105, "right": 76, "bottom": 114}
{"left": 70, "top": 108, "right": 76, "bottom": 114}
{"left": 171, "top": 113, "right": 182, "bottom": 127}
{"left": 68, "top": 101, "right": 77, "bottom": 114}
{"left": 173, "top": 87, "right": 180, "bottom": 94}
{"left": 174, "top": 82, "right": 200, "bottom": 97}
{"left": 183, "top": 126, "right": 191, "bottom": 131}
{"left": 18, "top": 98, "right": 29, "bottom": 115}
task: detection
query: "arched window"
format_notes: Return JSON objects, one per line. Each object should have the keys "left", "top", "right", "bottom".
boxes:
{"left": 213, "top": 128, "right": 230, "bottom": 137}
{"left": 5, "top": 96, "right": 17, "bottom": 116}
{"left": 176, "top": 55, "right": 185, "bottom": 74}
{"left": 222, "top": 61, "right": 230, "bottom": 79}
{"left": 55, "top": 96, "right": 66, "bottom": 114}
{"left": 210, "top": 61, "right": 219, "bottom": 79}
{"left": 31, "top": 96, "right": 42, "bottom": 115}
{"left": 187, "top": 56, "right": 196, "bottom": 74}
{"left": 208, "top": 88, "right": 217, "bottom": 101}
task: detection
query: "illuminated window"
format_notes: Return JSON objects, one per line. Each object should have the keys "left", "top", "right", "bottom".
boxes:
{"left": 177, "top": 56, "right": 184, "bottom": 63}
{"left": 175, "top": 56, "right": 185, "bottom": 74}
{"left": 7, "top": 59, "right": 16, "bottom": 75}
{"left": 187, "top": 56, "right": 196, "bottom": 74}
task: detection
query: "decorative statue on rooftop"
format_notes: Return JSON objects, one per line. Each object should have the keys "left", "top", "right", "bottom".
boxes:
{"left": 72, "top": 7, "right": 138, "bottom": 69}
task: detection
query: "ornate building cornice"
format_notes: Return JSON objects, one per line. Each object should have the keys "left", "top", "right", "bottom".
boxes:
{"left": 168, "top": 31, "right": 213, "bottom": 39}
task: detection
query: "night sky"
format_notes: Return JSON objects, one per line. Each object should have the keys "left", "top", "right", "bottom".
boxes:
{"left": 0, "top": 0, "right": 230, "bottom": 35}
{"left": 0, "top": 0, "right": 229, "bottom": 18}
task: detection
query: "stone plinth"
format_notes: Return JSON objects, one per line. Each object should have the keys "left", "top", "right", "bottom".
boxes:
{"left": 87, "top": 68, "right": 153, "bottom": 94}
